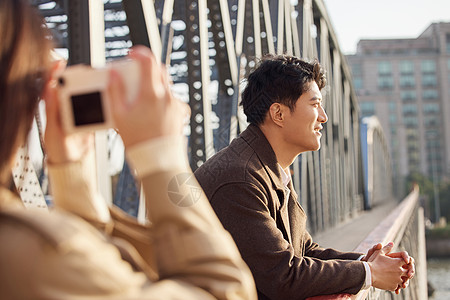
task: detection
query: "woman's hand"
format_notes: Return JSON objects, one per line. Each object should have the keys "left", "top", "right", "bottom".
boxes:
{"left": 43, "top": 45, "right": 188, "bottom": 163}
{"left": 42, "top": 60, "right": 95, "bottom": 164}
{"left": 108, "top": 46, "right": 190, "bottom": 148}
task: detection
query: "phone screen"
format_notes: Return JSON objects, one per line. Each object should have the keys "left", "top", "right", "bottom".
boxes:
{"left": 71, "top": 92, "right": 105, "bottom": 126}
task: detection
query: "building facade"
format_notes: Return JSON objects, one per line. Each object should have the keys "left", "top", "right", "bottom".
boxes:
{"left": 346, "top": 22, "right": 450, "bottom": 193}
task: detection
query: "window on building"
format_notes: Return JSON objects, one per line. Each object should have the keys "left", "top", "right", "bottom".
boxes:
{"left": 403, "top": 104, "right": 417, "bottom": 115}
{"left": 426, "top": 129, "right": 439, "bottom": 137}
{"left": 423, "top": 90, "right": 438, "bottom": 100}
{"left": 389, "top": 102, "right": 396, "bottom": 111}
{"left": 378, "top": 61, "right": 392, "bottom": 75}
{"left": 378, "top": 76, "right": 393, "bottom": 89}
{"left": 400, "top": 75, "right": 415, "bottom": 87}
{"left": 425, "top": 116, "right": 439, "bottom": 127}
{"left": 389, "top": 114, "right": 397, "bottom": 125}
{"left": 448, "top": 59, "right": 450, "bottom": 71}
{"left": 353, "top": 78, "right": 363, "bottom": 90}
{"left": 400, "top": 60, "right": 414, "bottom": 74}
{"left": 406, "top": 128, "right": 418, "bottom": 139}
{"left": 421, "top": 60, "right": 436, "bottom": 73}
{"left": 426, "top": 130, "right": 440, "bottom": 159}
{"left": 360, "top": 101, "right": 375, "bottom": 117}
{"left": 408, "top": 143, "right": 419, "bottom": 151}
{"left": 406, "top": 132, "right": 419, "bottom": 170}
{"left": 430, "top": 159, "right": 443, "bottom": 170}
{"left": 392, "top": 138, "right": 398, "bottom": 149}
{"left": 401, "top": 90, "right": 416, "bottom": 101}
{"left": 427, "top": 139, "right": 441, "bottom": 173}
{"left": 422, "top": 74, "right": 437, "bottom": 87}
{"left": 404, "top": 116, "right": 418, "bottom": 127}
{"left": 427, "top": 139, "right": 440, "bottom": 149}
{"left": 446, "top": 34, "right": 450, "bottom": 54}
{"left": 408, "top": 152, "right": 420, "bottom": 166}
{"left": 408, "top": 148, "right": 419, "bottom": 157}
{"left": 423, "top": 103, "right": 440, "bottom": 114}
{"left": 409, "top": 163, "right": 420, "bottom": 173}
{"left": 427, "top": 135, "right": 441, "bottom": 180}
{"left": 351, "top": 64, "right": 362, "bottom": 76}
{"left": 407, "top": 139, "right": 419, "bottom": 152}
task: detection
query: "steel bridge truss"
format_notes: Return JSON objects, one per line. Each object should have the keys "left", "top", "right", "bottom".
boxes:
{"left": 32, "top": 0, "right": 390, "bottom": 234}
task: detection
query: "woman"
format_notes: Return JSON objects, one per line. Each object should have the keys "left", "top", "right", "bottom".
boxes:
{"left": 0, "top": 1, "right": 256, "bottom": 299}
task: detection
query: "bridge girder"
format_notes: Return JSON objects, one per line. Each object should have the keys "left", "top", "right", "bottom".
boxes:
{"left": 32, "top": 0, "right": 393, "bottom": 233}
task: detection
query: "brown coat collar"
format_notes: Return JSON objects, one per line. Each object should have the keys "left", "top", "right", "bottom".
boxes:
{"left": 239, "top": 125, "right": 301, "bottom": 244}
{"left": 240, "top": 124, "right": 286, "bottom": 192}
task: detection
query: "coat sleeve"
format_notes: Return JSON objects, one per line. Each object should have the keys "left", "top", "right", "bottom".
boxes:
{"left": 303, "top": 231, "right": 363, "bottom": 261}
{"left": 47, "top": 136, "right": 257, "bottom": 300}
{"left": 126, "top": 136, "right": 257, "bottom": 300}
{"left": 0, "top": 207, "right": 244, "bottom": 300}
{"left": 48, "top": 150, "right": 158, "bottom": 272}
{"left": 208, "top": 182, "right": 366, "bottom": 300}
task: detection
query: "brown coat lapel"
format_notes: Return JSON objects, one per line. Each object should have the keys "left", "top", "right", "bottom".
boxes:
{"left": 239, "top": 125, "right": 294, "bottom": 245}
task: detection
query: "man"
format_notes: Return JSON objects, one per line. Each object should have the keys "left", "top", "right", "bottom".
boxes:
{"left": 194, "top": 54, "right": 414, "bottom": 299}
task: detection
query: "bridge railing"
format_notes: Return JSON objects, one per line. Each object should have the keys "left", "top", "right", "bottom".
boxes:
{"left": 308, "top": 185, "right": 427, "bottom": 300}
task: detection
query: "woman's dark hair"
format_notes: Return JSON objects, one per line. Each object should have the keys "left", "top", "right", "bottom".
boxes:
{"left": 241, "top": 54, "right": 326, "bottom": 125}
{"left": 0, "top": 0, "right": 52, "bottom": 184}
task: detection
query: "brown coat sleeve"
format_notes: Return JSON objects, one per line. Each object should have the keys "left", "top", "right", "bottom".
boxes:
{"left": 302, "top": 230, "right": 362, "bottom": 261}
{"left": 208, "top": 182, "right": 366, "bottom": 300}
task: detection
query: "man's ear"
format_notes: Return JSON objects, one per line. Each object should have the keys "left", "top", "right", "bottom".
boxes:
{"left": 268, "top": 103, "right": 284, "bottom": 127}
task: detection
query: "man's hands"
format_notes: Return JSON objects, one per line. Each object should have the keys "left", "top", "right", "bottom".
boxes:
{"left": 364, "top": 242, "right": 415, "bottom": 294}
{"left": 386, "top": 249, "right": 415, "bottom": 294}
{"left": 361, "top": 243, "right": 382, "bottom": 262}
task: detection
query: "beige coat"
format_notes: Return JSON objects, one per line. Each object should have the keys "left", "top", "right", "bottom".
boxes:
{"left": 0, "top": 137, "right": 257, "bottom": 299}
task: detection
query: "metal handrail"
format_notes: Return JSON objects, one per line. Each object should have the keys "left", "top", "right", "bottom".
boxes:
{"left": 307, "top": 185, "right": 421, "bottom": 300}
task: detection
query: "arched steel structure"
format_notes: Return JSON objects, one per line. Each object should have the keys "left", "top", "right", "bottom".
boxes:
{"left": 31, "top": 0, "right": 393, "bottom": 234}
{"left": 360, "top": 116, "right": 393, "bottom": 209}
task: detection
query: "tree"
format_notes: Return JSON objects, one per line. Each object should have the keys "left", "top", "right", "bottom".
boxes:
{"left": 437, "top": 180, "right": 450, "bottom": 222}
{"left": 404, "top": 172, "right": 434, "bottom": 221}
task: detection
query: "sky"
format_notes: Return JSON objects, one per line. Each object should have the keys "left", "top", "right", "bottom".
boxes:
{"left": 322, "top": 0, "right": 450, "bottom": 55}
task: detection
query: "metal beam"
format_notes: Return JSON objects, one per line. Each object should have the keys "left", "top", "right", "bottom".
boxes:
{"left": 252, "top": 0, "right": 261, "bottom": 57}
{"left": 276, "top": 0, "right": 284, "bottom": 54}
{"left": 121, "top": 0, "right": 161, "bottom": 57}
{"left": 261, "top": 0, "right": 275, "bottom": 54}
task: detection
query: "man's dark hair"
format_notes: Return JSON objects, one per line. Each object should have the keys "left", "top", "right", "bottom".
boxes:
{"left": 241, "top": 54, "right": 326, "bottom": 125}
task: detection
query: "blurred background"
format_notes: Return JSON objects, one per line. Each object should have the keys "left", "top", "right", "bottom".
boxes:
{"left": 324, "top": 1, "right": 450, "bottom": 299}
{"left": 23, "top": 1, "right": 450, "bottom": 298}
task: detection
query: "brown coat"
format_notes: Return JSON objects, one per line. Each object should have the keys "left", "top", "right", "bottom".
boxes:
{"left": 195, "top": 124, "right": 366, "bottom": 300}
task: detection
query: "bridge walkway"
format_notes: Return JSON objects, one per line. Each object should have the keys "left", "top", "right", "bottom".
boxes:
{"left": 309, "top": 187, "right": 428, "bottom": 300}
{"left": 314, "top": 201, "right": 398, "bottom": 251}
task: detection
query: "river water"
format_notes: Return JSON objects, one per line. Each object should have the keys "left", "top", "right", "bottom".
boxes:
{"left": 427, "top": 258, "right": 450, "bottom": 299}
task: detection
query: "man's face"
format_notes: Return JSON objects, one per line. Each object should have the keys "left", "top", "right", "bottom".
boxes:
{"left": 281, "top": 81, "right": 328, "bottom": 154}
